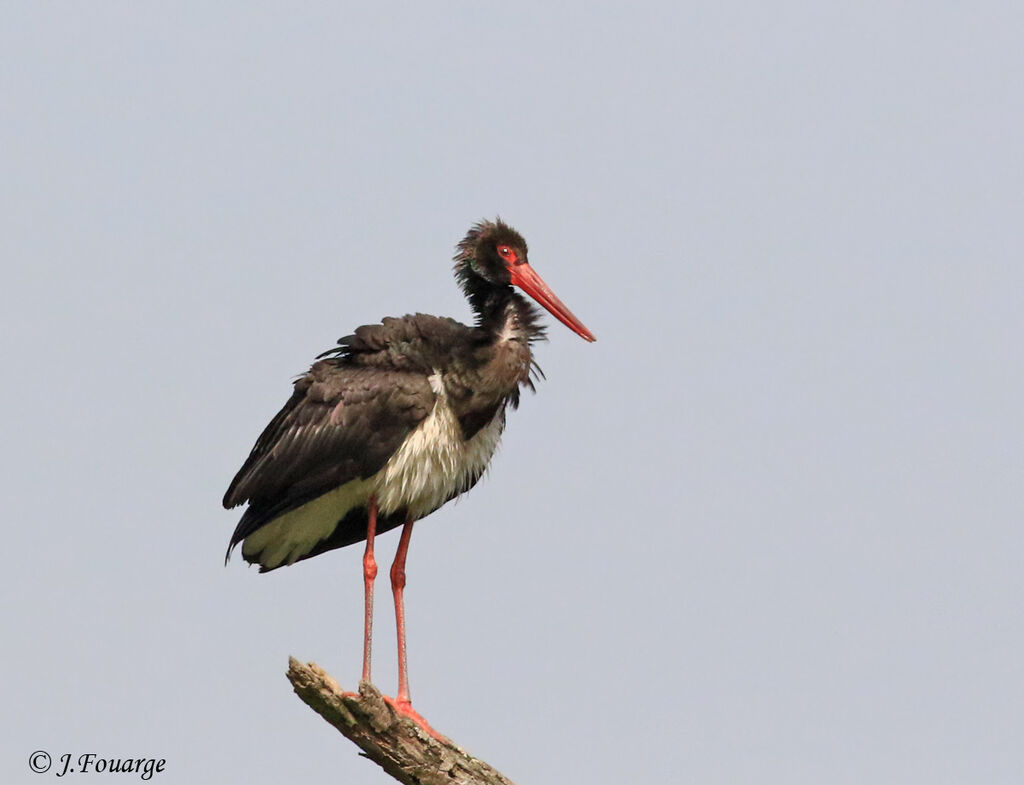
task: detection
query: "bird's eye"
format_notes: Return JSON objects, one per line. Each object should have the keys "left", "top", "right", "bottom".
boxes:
{"left": 497, "top": 245, "right": 517, "bottom": 263}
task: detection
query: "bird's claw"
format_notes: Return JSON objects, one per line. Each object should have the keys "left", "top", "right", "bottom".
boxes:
{"left": 383, "top": 695, "right": 446, "bottom": 741}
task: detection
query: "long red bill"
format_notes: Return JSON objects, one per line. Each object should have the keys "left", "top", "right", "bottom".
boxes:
{"left": 509, "top": 263, "right": 596, "bottom": 342}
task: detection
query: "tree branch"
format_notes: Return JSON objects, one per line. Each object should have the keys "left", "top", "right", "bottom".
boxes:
{"left": 286, "top": 658, "right": 517, "bottom": 785}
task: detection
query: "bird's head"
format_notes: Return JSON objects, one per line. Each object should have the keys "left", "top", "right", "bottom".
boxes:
{"left": 454, "top": 218, "right": 596, "bottom": 342}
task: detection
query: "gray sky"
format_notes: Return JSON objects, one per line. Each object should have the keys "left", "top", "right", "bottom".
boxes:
{"left": 3, "top": 2, "right": 1022, "bottom": 783}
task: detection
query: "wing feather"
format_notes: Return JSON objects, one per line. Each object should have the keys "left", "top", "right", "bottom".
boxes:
{"left": 223, "top": 357, "right": 434, "bottom": 548}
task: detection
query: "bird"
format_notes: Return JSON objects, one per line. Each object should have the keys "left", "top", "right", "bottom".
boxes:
{"left": 223, "top": 218, "right": 595, "bottom": 728}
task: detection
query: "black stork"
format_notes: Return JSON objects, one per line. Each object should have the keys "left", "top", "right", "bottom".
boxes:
{"left": 223, "top": 218, "right": 595, "bottom": 728}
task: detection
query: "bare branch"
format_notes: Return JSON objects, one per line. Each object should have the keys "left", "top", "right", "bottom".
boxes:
{"left": 286, "top": 658, "right": 518, "bottom": 785}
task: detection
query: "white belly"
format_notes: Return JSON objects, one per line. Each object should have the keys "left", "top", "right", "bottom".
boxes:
{"left": 374, "top": 373, "right": 503, "bottom": 519}
{"left": 241, "top": 373, "right": 504, "bottom": 569}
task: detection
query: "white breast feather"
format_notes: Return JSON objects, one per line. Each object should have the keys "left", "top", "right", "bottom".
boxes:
{"left": 374, "top": 372, "right": 503, "bottom": 519}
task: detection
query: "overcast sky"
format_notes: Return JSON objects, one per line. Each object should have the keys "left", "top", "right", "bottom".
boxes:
{"left": 3, "top": 3, "right": 1022, "bottom": 784}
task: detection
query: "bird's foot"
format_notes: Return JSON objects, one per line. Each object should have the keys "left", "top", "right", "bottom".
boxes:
{"left": 383, "top": 695, "right": 446, "bottom": 742}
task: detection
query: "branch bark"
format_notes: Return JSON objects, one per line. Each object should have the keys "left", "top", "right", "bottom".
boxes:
{"left": 286, "top": 658, "right": 517, "bottom": 785}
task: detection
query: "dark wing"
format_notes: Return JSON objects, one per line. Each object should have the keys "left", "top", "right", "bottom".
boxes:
{"left": 325, "top": 313, "right": 486, "bottom": 370}
{"left": 223, "top": 356, "right": 435, "bottom": 550}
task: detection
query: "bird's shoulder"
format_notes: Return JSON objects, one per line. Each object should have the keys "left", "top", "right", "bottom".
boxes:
{"left": 320, "top": 313, "right": 484, "bottom": 372}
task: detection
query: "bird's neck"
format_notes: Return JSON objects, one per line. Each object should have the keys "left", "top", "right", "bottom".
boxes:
{"left": 474, "top": 288, "right": 545, "bottom": 346}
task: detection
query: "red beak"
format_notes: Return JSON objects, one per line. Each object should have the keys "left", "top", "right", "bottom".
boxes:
{"left": 509, "top": 263, "right": 596, "bottom": 342}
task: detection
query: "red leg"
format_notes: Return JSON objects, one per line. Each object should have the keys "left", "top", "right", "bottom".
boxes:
{"left": 382, "top": 520, "right": 444, "bottom": 739}
{"left": 390, "top": 520, "right": 414, "bottom": 707}
{"left": 361, "top": 497, "right": 379, "bottom": 685}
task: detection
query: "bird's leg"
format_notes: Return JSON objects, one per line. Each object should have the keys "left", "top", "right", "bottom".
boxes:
{"left": 379, "top": 520, "right": 443, "bottom": 739}
{"left": 361, "top": 496, "right": 379, "bottom": 685}
{"left": 390, "top": 520, "right": 414, "bottom": 709}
